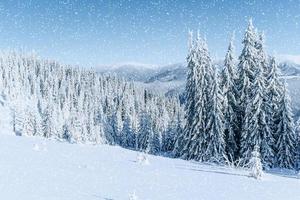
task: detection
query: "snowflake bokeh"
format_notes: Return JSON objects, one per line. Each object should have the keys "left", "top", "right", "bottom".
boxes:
{"left": 0, "top": 0, "right": 298, "bottom": 66}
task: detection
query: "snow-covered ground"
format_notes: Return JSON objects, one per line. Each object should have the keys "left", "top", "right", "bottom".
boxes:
{"left": 0, "top": 62, "right": 299, "bottom": 200}
{"left": 0, "top": 133, "right": 299, "bottom": 200}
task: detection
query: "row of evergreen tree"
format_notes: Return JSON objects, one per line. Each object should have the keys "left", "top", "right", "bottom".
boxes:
{"left": 0, "top": 51, "right": 184, "bottom": 154}
{"left": 0, "top": 20, "right": 298, "bottom": 170}
{"left": 174, "top": 20, "right": 298, "bottom": 169}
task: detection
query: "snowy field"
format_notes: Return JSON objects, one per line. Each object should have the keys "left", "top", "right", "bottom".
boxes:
{"left": 0, "top": 133, "right": 299, "bottom": 200}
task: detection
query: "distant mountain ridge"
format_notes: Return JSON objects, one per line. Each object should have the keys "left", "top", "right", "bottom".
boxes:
{"left": 98, "top": 63, "right": 157, "bottom": 82}
{"left": 145, "top": 63, "right": 187, "bottom": 83}
{"left": 278, "top": 61, "right": 300, "bottom": 76}
{"left": 98, "top": 60, "right": 300, "bottom": 116}
{"left": 98, "top": 60, "right": 300, "bottom": 83}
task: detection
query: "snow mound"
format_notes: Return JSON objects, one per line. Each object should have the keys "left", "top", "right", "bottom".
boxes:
{"left": 128, "top": 191, "right": 138, "bottom": 200}
{"left": 136, "top": 152, "right": 150, "bottom": 165}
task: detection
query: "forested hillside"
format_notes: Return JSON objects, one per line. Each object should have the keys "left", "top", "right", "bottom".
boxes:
{"left": 0, "top": 19, "right": 299, "bottom": 172}
{"left": 0, "top": 52, "right": 184, "bottom": 154}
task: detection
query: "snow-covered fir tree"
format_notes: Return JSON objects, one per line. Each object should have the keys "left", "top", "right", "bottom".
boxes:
{"left": 254, "top": 33, "right": 275, "bottom": 168}
{"left": 175, "top": 32, "right": 225, "bottom": 162}
{"left": 0, "top": 20, "right": 298, "bottom": 171}
{"left": 275, "top": 82, "right": 296, "bottom": 169}
{"left": 238, "top": 19, "right": 274, "bottom": 168}
{"left": 266, "top": 57, "right": 283, "bottom": 147}
{"left": 220, "top": 35, "right": 239, "bottom": 161}
{"left": 237, "top": 19, "right": 258, "bottom": 134}
{"left": 188, "top": 34, "right": 212, "bottom": 161}
{"left": 205, "top": 67, "right": 225, "bottom": 163}
{"left": 180, "top": 33, "right": 209, "bottom": 161}
{"left": 173, "top": 31, "right": 198, "bottom": 158}
{"left": 237, "top": 19, "right": 259, "bottom": 165}
{"left": 0, "top": 51, "right": 182, "bottom": 154}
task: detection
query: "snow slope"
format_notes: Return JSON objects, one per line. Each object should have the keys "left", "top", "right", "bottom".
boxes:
{"left": 0, "top": 134, "right": 299, "bottom": 200}
{"left": 0, "top": 62, "right": 299, "bottom": 200}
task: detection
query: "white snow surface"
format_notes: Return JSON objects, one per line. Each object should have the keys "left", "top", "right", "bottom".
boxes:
{"left": 0, "top": 74, "right": 299, "bottom": 200}
{"left": 0, "top": 134, "right": 299, "bottom": 200}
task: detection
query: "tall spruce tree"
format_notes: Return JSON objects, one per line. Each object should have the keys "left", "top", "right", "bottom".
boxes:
{"left": 174, "top": 31, "right": 198, "bottom": 158}
{"left": 220, "top": 36, "right": 239, "bottom": 161}
{"left": 237, "top": 27, "right": 280, "bottom": 168}
{"left": 188, "top": 34, "right": 212, "bottom": 161}
{"left": 254, "top": 32, "right": 275, "bottom": 168}
{"left": 238, "top": 19, "right": 274, "bottom": 167}
{"left": 205, "top": 67, "right": 225, "bottom": 163}
{"left": 275, "top": 82, "right": 296, "bottom": 169}
{"left": 238, "top": 19, "right": 259, "bottom": 165}
{"left": 237, "top": 19, "right": 257, "bottom": 117}
{"left": 267, "top": 57, "right": 283, "bottom": 142}
{"left": 176, "top": 32, "right": 225, "bottom": 162}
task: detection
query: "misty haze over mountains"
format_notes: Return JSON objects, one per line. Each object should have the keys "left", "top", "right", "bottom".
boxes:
{"left": 99, "top": 60, "right": 300, "bottom": 116}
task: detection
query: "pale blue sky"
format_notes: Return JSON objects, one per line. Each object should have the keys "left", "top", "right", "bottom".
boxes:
{"left": 0, "top": 0, "right": 299, "bottom": 67}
